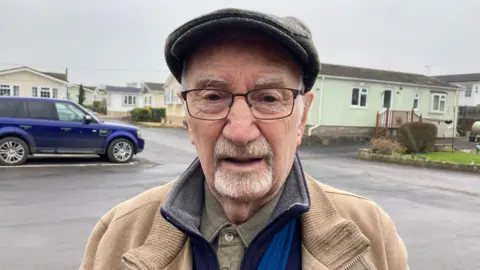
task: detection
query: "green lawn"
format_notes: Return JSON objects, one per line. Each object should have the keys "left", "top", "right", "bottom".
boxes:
{"left": 404, "top": 151, "right": 480, "bottom": 165}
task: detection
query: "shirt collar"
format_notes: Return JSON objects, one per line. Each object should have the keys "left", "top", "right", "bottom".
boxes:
{"left": 160, "top": 153, "right": 310, "bottom": 240}
{"left": 200, "top": 182, "right": 285, "bottom": 247}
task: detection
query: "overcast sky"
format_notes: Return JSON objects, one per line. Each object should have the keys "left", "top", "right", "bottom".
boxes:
{"left": 0, "top": 0, "right": 478, "bottom": 86}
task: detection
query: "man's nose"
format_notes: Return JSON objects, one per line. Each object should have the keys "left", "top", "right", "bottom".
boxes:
{"left": 222, "top": 97, "right": 260, "bottom": 145}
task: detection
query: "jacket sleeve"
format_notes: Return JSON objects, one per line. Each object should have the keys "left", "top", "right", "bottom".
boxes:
{"left": 378, "top": 207, "right": 409, "bottom": 270}
{"left": 79, "top": 209, "right": 115, "bottom": 270}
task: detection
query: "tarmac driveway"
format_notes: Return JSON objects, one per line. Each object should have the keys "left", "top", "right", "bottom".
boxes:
{"left": 0, "top": 122, "right": 479, "bottom": 270}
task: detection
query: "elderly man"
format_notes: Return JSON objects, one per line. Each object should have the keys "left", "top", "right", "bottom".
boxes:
{"left": 81, "top": 8, "right": 408, "bottom": 270}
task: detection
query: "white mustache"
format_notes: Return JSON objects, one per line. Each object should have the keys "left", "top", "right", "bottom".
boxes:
{"left": 214, "top": 137, "right": 273, "bottom": 161}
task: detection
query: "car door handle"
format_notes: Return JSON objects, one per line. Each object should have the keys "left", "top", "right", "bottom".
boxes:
{"left": 61, "top": 127, "right": 72, "bottom": 131}
{"left": 19, "top": 125, "right": 32, "bottom": 129}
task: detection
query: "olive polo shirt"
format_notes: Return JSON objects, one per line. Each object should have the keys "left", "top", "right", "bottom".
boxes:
{"left": 199, "top": 184, "right": 284, "bottom": 270}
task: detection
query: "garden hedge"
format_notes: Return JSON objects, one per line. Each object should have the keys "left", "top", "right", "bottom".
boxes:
{"left": 398, "top": 122, "right": 438, "bottom": 153}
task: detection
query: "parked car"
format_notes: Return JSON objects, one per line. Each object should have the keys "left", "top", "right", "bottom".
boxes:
{"left": 0, "top": 97, "right": 145, "bottom": 166}
{"left": 84, "top": 108, "right": 98, "bottom": 116}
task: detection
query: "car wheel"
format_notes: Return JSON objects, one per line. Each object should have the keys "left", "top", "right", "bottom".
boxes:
{"left": 0, "top": 137, "right": 29, "bottom": 166}
{"left": 107, "top": 138, "right": 134, "bottom": 163}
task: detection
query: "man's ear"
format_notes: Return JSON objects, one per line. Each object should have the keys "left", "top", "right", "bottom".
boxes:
{"left": 296, "top": 91, "right": 314, "bottom": 146}
{"left": 178, "top": 93, "right": 195, "bottom": 145}
{"left": 187, "top": 118, "right": 195, "bottom": 145}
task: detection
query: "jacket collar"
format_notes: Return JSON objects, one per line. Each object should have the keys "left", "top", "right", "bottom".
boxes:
{"left": 123, "top": 154, "right": 371, "bottom": 270}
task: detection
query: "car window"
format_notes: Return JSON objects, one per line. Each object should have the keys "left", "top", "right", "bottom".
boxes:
{"left": 14, "top": 101, "right": 29, "bottom": 119}
{"left": 0, "top": 99, "right": 20, "bottom": 117}
{"left": 27, "top": 100, "right": 57, "bottom": 120}
{"left": 55, "top": 102, "right": 86, "bottom": 122}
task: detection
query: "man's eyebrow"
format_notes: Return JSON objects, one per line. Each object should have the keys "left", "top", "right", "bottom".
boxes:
{"left": 193, "top": 75, "right": 229, "bottom": 89}
{"left": 253, "top": 78, "right": 288, "bottom": 89}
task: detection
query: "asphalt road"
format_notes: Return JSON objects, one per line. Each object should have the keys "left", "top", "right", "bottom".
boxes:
{"left": 0, "top": 122, "right": 479, "bottom": 270}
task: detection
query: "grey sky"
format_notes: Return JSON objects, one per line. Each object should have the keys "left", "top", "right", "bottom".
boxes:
{"left": 0, "top": 0, "right": 478, "bottom": 86}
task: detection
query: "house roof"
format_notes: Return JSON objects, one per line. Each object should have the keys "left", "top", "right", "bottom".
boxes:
{"left": 144, "top": 82, "right": 164, "bottom": 91}
{"left": 433, "top": 73, "right": 480, "bottom": 83}
{"left": 71, "top": 84, "right": 96, "bottom": 91}
{"left": 42, "top": 71, "right": 68, "bottom": 82}
{"left": 319, "top": 63, "right": 457, "bottom": 88}
{"left": 105, "top": 85, "right": 141, "bottom": 93}
{"left": 0, "top": 66, "right": 68, "bottom": 83}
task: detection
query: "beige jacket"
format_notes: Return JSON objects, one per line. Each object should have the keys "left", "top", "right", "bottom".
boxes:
{"left": 80, "top": 174, "right": 408, "bottom": 270}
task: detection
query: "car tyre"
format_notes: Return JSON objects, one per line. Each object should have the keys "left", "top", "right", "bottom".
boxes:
{"left": 0, "top": 137, "right": 29, "bottom": 166}
{"left": 107, "top": 138, "right": 135, "bottom": 163}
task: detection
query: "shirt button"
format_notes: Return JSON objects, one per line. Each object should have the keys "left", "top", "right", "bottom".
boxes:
{"left": 224, "top": 232, "right": 235, "bottom": 242}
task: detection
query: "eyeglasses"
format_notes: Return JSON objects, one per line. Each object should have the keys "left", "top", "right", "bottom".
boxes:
{"left": 181, "top": 88, "right": 302, "bottom": 121}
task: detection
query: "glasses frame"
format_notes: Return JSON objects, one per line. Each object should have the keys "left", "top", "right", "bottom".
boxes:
{"left": 181, "top": 88, "right": 303, "bottom": 121}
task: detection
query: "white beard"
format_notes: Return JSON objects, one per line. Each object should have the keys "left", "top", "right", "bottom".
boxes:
{"left": 213, "top": 164, "right": 273, "bottom": 200}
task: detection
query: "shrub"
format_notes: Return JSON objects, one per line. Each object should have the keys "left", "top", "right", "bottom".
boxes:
{"left": 83, "top": 104, "right": 95, "bottom": 111}
{"left": 150, "top": 108, "right": 166, "bottom": 122}
{"left": 398, "top": 122, "right": 438, "bottom": 153}
{"left": 92, "top": 101, "right": 102, "bottom": 110}
{"left": 130, "top": 107, "right": 152, "bottom": 122}
{"left": 371, "top": 138, "right": 406, "bottom": 155}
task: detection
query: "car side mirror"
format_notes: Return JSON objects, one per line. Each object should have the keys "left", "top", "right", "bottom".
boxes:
{"left": 84, "top": 115, "right": 93, "bottom": 123}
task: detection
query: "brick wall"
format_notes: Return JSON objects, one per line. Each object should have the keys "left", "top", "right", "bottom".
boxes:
{"left": 302, "top": 125, "right": 374, "bottom": 145}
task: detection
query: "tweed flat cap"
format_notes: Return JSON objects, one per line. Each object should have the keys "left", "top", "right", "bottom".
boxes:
{"left": 164, "top": 8, "right": 321, "bottom": 91}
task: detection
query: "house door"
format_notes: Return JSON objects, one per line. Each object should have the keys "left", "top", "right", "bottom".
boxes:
{"left": 382, "top": 90, "right": 393, "bottom": 109}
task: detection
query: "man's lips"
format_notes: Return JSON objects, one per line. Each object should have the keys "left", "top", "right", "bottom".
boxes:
{"left": 218, "top": 157, "right": 266, "bottom": 170}
{"left": 222, "top": 157, "right": 264, "bottom": 163}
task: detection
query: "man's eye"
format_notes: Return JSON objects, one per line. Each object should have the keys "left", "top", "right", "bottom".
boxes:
{"left": 206, "top": 94, "right": 222, "bottom": 101}
{"left": 262, "top": 95, "right": 278, "bottom": 103}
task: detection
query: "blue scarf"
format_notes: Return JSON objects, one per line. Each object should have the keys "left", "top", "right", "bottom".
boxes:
{"left": 256, "top": 218, "right": 297, "bottom": 270}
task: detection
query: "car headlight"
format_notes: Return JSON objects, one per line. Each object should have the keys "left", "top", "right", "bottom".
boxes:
{"left": 136, "top": 130, "right": 143, "bottom": 139}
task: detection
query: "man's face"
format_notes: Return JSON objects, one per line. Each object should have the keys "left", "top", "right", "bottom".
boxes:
{"left": 182, "top": 34, "right": 314, "bottom": 202}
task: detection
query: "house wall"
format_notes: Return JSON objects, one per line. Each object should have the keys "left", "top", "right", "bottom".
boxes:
{"left": 163, "top": 76, "right": 185, "bottom": 124}
{"left": 140, "top": 91, "right": 166, "bottom": 108}
{"left": 67, "top": 85, "right": 95, "bottom": 105}
{"left": 107, "top": 92, "right": 140, "bottom": 117}
{"left": 450, "top": 81, "right": 480, "bottom": 106}
{"left": 153, "top": 92, "right": 166, "bottom": 108}
{"left": 306, "top": 76, "right": 459, "bottom": 139}
{"left": 94, "top": 90, "right": 107, "bottom": 102}
{"left": 0, "top": 71, "right": 67, "bottom": 99}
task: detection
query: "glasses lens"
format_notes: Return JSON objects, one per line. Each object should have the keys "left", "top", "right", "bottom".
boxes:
{"left": 248, "top": 89, "right": 295, "bottom": 119}
{"left": 186, "top": 90, "right": 231, "bottom": 120}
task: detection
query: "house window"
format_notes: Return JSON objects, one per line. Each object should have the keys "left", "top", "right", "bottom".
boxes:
{"left": 164, "top": 89, "right": 171, "bottom": 104}
{"left": 431, "top": 93, "right": 446, "bottom": 113}
{"left": 351, "top": 88, "right": 368, "bottom": 107}
{"left": 52, "top": 88, "right": 58, "bottom": 98}
{"left": 123, "top": 95, "right": 137, "bottom": 105}
{"left": 465, "top": 87, "right": 472, "bottom": 97}
{"left": 144, "top": 95, "right": 152, "bottom": 106}
{"left": 413, "top": 93, "right": 419, "bottom": 110}
{"left": 0, "top": 84, "right": 11, "bottom": 96}
{"left": 40, "top": 87, "right": 51, "bottom": 98}
{"left": 13, "top": 85, "right": 19, "bottom": 96}
{"left": 32, "top": 87, "right": 38, "bottom": 97}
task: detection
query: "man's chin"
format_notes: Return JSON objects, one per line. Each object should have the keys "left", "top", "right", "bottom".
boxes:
{"left": 213, "top": 171, "right": 272, "bottom": 202}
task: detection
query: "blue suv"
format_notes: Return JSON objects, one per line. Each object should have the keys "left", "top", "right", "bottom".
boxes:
{"left": 0, "top": 97, "right": 145, "bottom": 166}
